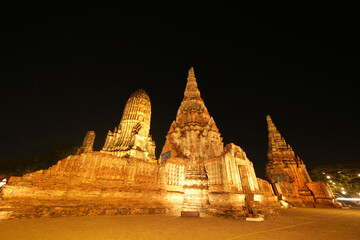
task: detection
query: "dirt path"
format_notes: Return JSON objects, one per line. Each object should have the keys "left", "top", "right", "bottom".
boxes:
{"left": 1, "top": 208, "right": 359, "bottom": 240}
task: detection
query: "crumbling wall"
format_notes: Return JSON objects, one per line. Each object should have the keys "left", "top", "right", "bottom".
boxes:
{"left": 0, "top": 152, "right": 176, "bottom": 220}
{"left": 306, "top": 182, "right": 339, "bottom": 207}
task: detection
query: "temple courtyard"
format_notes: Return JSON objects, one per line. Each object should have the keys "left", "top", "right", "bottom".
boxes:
{"left": 1, "top": 208, "right": 359, "bottom": 240}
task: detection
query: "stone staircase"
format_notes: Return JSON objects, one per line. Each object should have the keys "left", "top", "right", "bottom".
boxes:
{"left": 181, "top": 164, "right": 209, "bottom": 213}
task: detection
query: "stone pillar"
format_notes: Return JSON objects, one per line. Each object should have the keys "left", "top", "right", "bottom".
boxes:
{"left": 77, "top": 130, "right": 95, "bottom": 154}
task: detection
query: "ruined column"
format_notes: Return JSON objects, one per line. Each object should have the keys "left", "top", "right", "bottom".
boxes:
{"left": 77, "top": 130, "right": 95, "bottom": 154}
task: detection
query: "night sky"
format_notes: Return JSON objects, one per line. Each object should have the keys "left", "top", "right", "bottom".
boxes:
{"left": 1, "top": 2, "right": 359, "bottom": 178}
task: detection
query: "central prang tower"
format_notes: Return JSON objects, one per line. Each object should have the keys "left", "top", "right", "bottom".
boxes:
{"left": 160, "top": 67, "right": 224, "bottom": 214}
{"left": 160, "top": 67, "right": 224, "bottom": 162}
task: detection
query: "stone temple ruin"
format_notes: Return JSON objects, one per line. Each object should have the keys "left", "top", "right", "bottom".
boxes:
{"left": 265, "top": 116, "right": 337, "bottom": 207}
{"left": 0, "top": 67, "right": 337, "bottom": 220}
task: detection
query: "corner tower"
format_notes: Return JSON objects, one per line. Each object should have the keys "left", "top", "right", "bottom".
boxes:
{"left": 101, "top": 89, "right": 156, "bottom": 161}
{"left": 266, "top": 115, "right": 311, "bottom": 182}
{"left": 266, "top": 115, "right": 314, "bottom": 206}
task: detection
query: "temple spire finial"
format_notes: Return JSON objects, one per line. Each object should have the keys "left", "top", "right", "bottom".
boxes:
{"left": 266, "top": 115, "right": 272, "bottom": 123}
{"left": 184, "top": 66, "right": 201, "bottom": 100}
{"left": 188, "top": 66, "right": 196, "bottom": 81}
{"left": 266, "top": 115, "right": 278, "bottom": 134}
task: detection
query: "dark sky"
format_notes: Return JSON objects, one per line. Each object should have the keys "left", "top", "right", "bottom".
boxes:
{"left": 1, "top": 2, "right": 359, "bottom": 178}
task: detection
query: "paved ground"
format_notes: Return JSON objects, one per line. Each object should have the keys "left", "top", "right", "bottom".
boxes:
{"left": 1, "top": 208, "right": 359, "bottom": 240}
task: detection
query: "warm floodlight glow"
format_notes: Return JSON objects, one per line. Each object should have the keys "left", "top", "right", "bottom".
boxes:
{"left": 254, "top": 194, "right": 263, "bottom": 202}
{"left": 358, "top": 173, "right": 360, "bottom": 177}
{"left": 332, "top": 182, "right": 335, "bottom": 185}
{"left": 0, "top": 178, "right": 6, "bottom": 188}
{"left": 341, "top": 187, "right": 344, "bottom": 190}
{"left": 326, "top": 175, "right": 331, "bottom": 179}
{"left": 341, "top": 191, "right": 347, "bottom": 195}
{"left": 337, "top": 198, "right": 360, "bottom": 201}
{"left": 279, "top": 200, "right": 289, "bottom": 207}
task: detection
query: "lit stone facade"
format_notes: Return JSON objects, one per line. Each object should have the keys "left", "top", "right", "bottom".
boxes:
{"left": 101, "top": 89, "right": 156, "bottom": 162}
{"left": 159, "top": 68, "right": 278, "bottom": 216}
{"left": 266, "top": 115, "right": 337, "bottom": 207}
{"left": 0, "top": 68, "right": 279, "bottom": 220}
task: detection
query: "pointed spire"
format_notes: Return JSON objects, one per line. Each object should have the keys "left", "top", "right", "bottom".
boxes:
{"left": 266, "top": 115, "right": 293, "bottom": 154}
{"left": 175, "top": 66, "right": 211, "bottom": 126}
{"left": 266, "top": 115, "right": 278, "bottom": 134}
{"left": 188, "top": 67, "right": 196, "bottom": 81}
{"left": 184, "top": 66, "right": 201, "bottom": 100}
{"left": 266, "top": 115, "right": 272, "bottom": 123}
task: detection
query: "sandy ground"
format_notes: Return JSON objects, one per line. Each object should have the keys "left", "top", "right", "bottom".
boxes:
{"left": 1, "top": 208, "right": 359, "bottom": 240}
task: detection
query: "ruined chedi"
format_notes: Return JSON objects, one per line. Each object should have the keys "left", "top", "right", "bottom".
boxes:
{"left": 266, "top": 115, "right": 338, "bottom": 207}
{"left": 101, "top": 89, "right": 156, "bottom": 162}
{"left": 159, "top": 67, "right": 278, "bottom": 216}
{"left": 160, "top": 67, "right": 221, "bottom": 214}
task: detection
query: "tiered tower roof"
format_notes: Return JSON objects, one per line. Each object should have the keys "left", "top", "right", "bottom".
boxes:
{"left": 160, "top": 67, "right": 223, "bottom": 161}
{"left": 266, "top": 115, "right": 291, "bottom": 152}
{"left": 266, "top": 115, "right": 303, "bottom": 165}
{"left": 175, "top": 67, "right": 212, "bottom": 128}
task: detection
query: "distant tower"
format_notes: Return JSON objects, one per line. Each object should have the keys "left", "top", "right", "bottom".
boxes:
{"left": 101, "top": 89, "right": 156, "bottom": 161}
{"left": 77, "top": 130, "right": 95, "bottom": 154}
{"left": 265, "top": 115, "right": 314, "bottom": 206}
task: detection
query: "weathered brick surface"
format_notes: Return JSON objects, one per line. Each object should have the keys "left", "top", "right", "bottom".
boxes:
{"left": 0, "top": 153, "right": 177, "bottom": 219}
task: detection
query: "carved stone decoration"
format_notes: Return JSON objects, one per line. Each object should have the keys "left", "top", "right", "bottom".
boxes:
{"left": 265, "top": 115, "right": 337, "bottom": 207}
{"left": 101, "top": 89, "right": 156, "bottom": 162}
{"left": 77, "top": 130, "right": 95, "bottom": 154}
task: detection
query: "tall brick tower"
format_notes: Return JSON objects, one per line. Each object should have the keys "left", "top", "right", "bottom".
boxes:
{"left": 160, "top": 67, "right": 224, "bottom": 214}
{"left": 265, "top": 115, "right": 314, "bottom": 206}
